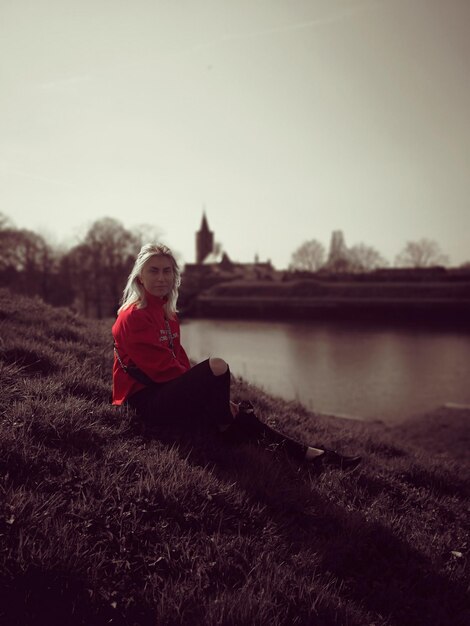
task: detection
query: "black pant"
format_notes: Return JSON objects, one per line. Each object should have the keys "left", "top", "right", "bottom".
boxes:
{"left": 127, "top": 359, "right": 234, "bottom": 428}
{"left": 226, "top": 408, "right": 308, "bottom": 461}
{"left": 127, "top": 359, "right": 307, "bottom": 461}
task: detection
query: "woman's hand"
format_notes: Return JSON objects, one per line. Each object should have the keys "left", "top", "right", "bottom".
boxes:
{"left": 230, "top": 400, "right": 239, "bottom": 418}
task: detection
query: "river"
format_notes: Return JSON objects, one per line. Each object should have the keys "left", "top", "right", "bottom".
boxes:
{"left": 181, "top": 318, "right": 470, "bottom": 422}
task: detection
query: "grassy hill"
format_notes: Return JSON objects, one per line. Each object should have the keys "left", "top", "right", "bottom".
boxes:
{"left": 0, "top": 288, "right": 469, "bottom": 625}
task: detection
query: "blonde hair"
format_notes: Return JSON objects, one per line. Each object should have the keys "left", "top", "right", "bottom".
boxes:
{"left": 118, "top": 243, "right": 181, "bottom": 318}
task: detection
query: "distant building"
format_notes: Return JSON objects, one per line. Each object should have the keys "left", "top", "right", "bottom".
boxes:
{"left": 185, "top": 212, "right": 277, "bottom": 281}
{"left": 196, "top": 211, "right": 214, "bottom": 264}
{"left": 323, "top": 230, "right": 352, "bottom": 272}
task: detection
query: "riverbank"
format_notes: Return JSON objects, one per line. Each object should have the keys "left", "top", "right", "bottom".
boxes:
{"left": 1, "top": 289, "right": 469, "bottom": 625}
{"left": 392, "top": 404, "right": 470, "bottom": 464}
{"left": 234, "top": 372, "right": 470, "bottom": 466}
{"left": 183, "top": 278, "right": 470, "bottom": 328}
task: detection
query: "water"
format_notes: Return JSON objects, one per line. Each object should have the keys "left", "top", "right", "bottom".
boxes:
{"left": 181, "top": 318, "right": 470, "bottom": 422}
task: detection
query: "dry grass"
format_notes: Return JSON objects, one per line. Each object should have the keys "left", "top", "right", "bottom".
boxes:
{"left": 0, "top": 288, "right": 469, "bottom": 626}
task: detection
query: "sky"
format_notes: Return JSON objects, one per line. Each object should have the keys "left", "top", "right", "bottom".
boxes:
{"left": 1, "top": 0, "right": 469, "bottom": 269}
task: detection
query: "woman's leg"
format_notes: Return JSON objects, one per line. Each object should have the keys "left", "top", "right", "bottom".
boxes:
{"left": 223, "top": 401, "right": 307, "bottom": 461}
{"left": 205, "top": 358, "right": 236, "bottom": 429}
{"left": 128, "top": 358, "right": 361, "bottom": 468}
{"left": 127, "top": 358, "right": 234, "bottom": 429}
{"left": 227, "top": 402, "right": 361, "bottom": 468}
{"left": 208, "top": 357, "right": 228, "bottom": 376}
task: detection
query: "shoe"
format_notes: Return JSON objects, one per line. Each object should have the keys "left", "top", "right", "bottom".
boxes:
{"left": 238, "top": 400, "right": 255, "bottom": 415}
{"left": 308, "top": 449, "right": 362, "bottom": 470}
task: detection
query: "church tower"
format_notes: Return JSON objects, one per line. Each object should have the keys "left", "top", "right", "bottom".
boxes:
{"left": 196, "top": 212, "right": 214, "bottom": 263}
{"left": 325, "top": 230, "right": 351, "bottom": 272}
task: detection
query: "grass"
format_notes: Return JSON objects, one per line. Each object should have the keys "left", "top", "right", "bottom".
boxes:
{"left": 0, "top": 287, "right": 469, "bottom": 625}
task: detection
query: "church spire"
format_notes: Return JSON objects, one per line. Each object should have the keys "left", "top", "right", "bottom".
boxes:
{"left": 196, "top": 210, "right": 214, "bottom": 263}
{"left": 200, "top": 211, "right": 210, "bottom": 233}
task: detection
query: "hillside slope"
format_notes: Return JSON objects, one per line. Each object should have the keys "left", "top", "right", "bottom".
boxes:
{"left": 0, "top": 289, "right": 469, "bottom": 626}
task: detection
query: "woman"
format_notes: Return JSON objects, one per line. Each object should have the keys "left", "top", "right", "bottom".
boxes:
{"left": 112, "top": 243, "right": 361, "bottom": 469}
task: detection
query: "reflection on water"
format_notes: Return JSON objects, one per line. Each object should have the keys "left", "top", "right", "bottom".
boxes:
{"left": 181, "top": 319, "right": 470, "bottom": 422}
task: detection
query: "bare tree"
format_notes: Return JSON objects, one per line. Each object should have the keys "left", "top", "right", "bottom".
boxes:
{"left": 290, "top": 239, "right": 326, "bottom": 272}
{"left": 0, "top": 212, "right": 14, "bottom": 231}
{"left": 0, "top": 215, "right": 168, "bottom": 313}
{"left": 348, "top": 243, "right": 388, "bottom": 272}
{"left": 64, "top": 218, "right": 143, "bottom": 317}
{"left": 0, "top": 228, "right": 47, "bottom": 273}
{"left": 395, "top": 239, "right": 449, "bottom": 268}
{"left": 0, "top": 228, "right": 54, "bottom": 299}
{"left": 131, "top": 223, "right": 164, "bottom": 248}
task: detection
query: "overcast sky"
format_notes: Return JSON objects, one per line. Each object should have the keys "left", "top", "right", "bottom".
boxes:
{"left": 1, "top": 0, "right": 469, "bottom": 268}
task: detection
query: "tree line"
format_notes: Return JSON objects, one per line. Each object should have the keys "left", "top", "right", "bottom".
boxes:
{"left": 288, "top": 234, "right": 462, "bottom": 273}
{"left": 1, "top": 211, "right": 467, "bottom": 318}
{"left": 0, "top": 212, "right": 161, "bottom": 318}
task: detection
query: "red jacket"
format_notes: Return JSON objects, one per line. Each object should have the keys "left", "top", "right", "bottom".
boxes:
{"left": 112, "top": 292, "right": 191, "bottom": 405}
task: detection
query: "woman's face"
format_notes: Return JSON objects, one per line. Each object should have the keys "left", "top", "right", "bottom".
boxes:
{"left": 139, "top": 255, "right": 175, "bottom": 298}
